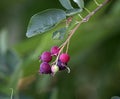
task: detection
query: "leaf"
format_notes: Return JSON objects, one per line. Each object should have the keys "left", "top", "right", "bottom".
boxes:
{"left": 58, "top": 0, "right": 83, "bottom": 16}
{"left": 52, "top": 28, "right": 67, "bottom": 40}
{"left": 59, "top": 0, "right": 73, "bottom": 10}
{"left": 66, "top": 8, "right": 83, "bottom": 16}
{"left": 73, "top": 0, "right": 84, "bottom": 9}
{"left": 26, "top": 9, "right": 66, "bottom": 38}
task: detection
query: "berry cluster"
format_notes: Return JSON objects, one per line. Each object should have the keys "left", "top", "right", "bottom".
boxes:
{"left": 39, "top": 46, "right": 70, "bottom": 75}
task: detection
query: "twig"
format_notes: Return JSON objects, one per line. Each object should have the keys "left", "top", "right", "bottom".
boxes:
{"left": 60, "top": 0, "right": 111, "bottom": 49}
{"left": 66, "top": 40, "right": 70, "bottom": 53}
{"left": 54, "top": 0, "right": 111, "bottom": 65}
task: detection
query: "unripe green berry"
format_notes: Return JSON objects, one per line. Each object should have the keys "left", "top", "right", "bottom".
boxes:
{"left": 51, "top": 65, "right": 59, "bottom": 74}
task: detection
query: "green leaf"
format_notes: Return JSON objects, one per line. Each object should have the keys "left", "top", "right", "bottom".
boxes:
{"left": 66, "top": 8, "right": 83, "bottom": 16}
{"left": 52, "top": 27, "right": 67, "bottom": 40}
{"left": 26, "top": 9, "right": 66, "bottom": 38}
{"left": 73, "top": 0, "right": 84, "bottom": 9}
{"left": 59, "top": 0, "right": 73, "bottom": 10}
{"left": 58, "top": 0, "right": 83, "bottom": 16}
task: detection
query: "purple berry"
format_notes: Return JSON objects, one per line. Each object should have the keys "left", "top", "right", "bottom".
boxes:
{"left": 57, "top": 60, "right": 67, "bottom": 70}
{"left": 59, "top": 53, "right": 70, "bottom": 63}
{"left": 51, "top": 46, "right": 60, "bottom": 56}
{"left": 40, "top": 51, "right": 52, "bottom": 62}
{"left": 39, "top": 62, "right": 51, "bottom": 74}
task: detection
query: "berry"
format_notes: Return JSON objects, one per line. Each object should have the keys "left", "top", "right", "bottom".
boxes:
{"left": 51, "top": 46, "right": 60, "bottom": 56}
{"left": 57, "top": 60, "right": 67, "bottom": 70}
{"left": 59, "top": 53, "right": 70, "bottom": 63}
{"left": 39, "top": 62, "right": 51, "bottom": 74}
{"left": 51, "top": 65, "right": 59, "bottom": 74}
{"left": 40, "top": 51, "right": 52, "bottom": 62}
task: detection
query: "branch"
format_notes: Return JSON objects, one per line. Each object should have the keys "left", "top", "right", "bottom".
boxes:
{"left": 61, "top": 0, "right": 111, "bottom": 48}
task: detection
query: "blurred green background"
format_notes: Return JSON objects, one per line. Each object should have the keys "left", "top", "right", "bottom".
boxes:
{"left": 0, "top": 0, "right": 120, "bottom": 99}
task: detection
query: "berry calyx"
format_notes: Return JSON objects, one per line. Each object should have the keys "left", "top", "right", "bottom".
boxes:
{"left": 39, "top": 62, "right": 51, "bottom": 74}
{"left": 40, "top": 51, "right": 52, "bottom": 62}
{"left": 59, "top": 53, "right": 70, "bottom": 63}
{"left": 51, "top": 46, "right": 60, "bottom": 56}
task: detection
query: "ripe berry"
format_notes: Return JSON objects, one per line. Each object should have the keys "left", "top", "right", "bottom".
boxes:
{"left": 59, "top": 53, "right": 70, "bottom": 63}
{"left": 39, "top": 62, "right": 51, "bottom": 74}
{"left": 51, "top": 46, "right": 60, "bottom": 56}
{"left": 57, "top": 60, "right": 67, "bottom": 70}
{"left": 40, "top": 51, "right": 52, "bottom": 62}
